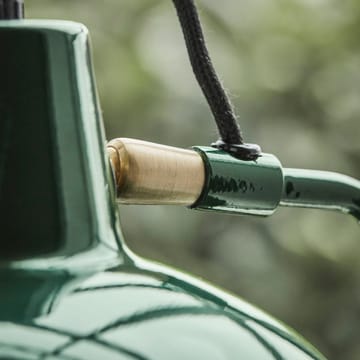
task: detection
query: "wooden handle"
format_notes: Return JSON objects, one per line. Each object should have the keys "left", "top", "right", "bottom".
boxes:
{"left": 107, "top": 138, "right": 205, "bottom": 205}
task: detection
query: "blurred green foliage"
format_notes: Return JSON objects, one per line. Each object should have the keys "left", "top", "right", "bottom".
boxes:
{"left": 28, "top": 1, "right": 360, "bottom": 359}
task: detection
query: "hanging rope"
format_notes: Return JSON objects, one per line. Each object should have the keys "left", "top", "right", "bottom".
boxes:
{"left": 0, "top": 0, "right": 24, "bottom": 19}
{"left": 172, "top": 0, "right": 261, "bottom": 160}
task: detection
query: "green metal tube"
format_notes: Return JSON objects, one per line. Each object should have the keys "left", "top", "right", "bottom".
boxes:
{"left": 281, "top": 168, "right": 360, "bottom": 221}
{"left": 192, "top": 147, "right": 284, "bottom": 216}
{"left": 191, "top": 147, "right": 360, "bottom": 221}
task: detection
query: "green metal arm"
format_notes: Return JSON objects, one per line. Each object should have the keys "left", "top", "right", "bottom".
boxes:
{"left": 192, "top": 147, "right": 360, "bottom": 221}
{"left": 281, "top": 168, "right": 360, "bottom": 221}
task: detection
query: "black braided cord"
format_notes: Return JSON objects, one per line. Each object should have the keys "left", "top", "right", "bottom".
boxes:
{"left": 0, "top": 0, "right": 24, "bottom": 19}
{"left": 172, "top": 0, "right": 261, "bottom": 160}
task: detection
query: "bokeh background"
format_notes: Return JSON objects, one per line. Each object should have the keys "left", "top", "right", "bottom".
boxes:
{"left": 28, "top": 1, "right": 359, "bottom": 359}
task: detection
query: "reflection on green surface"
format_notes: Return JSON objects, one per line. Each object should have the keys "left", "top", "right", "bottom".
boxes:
{"left": 0, "top": 268, "right": 326, "bottom": 360}
{"left": 0, "top": 29, "right": 61, "bottom": 258}
{"left": 0, "top": 21, "right": 122, "bottom": 271}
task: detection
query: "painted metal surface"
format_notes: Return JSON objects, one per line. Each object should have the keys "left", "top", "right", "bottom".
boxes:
{"left": 191, "top": 147, "right": 359, "bottom": 221}
{"left": 281, "top": 168, "right": 360, "bottom": 221}
{"left": 0, "top": 20, "right": 327, "bottom": 359}
{"left": 0, "top": 259, "right": 326, "bottom": 360}
{"left": 193, "top": 147, "right": 284, "bottom": 216}
{"left": 0, "top": 20, "right": 122, "bottom": 271}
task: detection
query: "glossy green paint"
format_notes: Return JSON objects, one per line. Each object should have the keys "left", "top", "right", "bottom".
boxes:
{"left": 282, "top": 168, "right": 360, "bottom": 221}
{"left": 0, "top": 21, "right": 327, "bottom": 359}
{"left": 0, "top": 20, "right": 122, "bottom": 271}
{"left": 0, "top": 259, "right": 326, "bottom": 360}
{"left": 192, "top": 147, "right": 360, "bottom": 221}
{"left": 192, "top": 147, "right": 283, "bottom": 216}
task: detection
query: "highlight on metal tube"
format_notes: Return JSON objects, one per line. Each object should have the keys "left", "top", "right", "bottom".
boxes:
{"left": 281, "top": 168, "right": 360, "bottom": 221}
